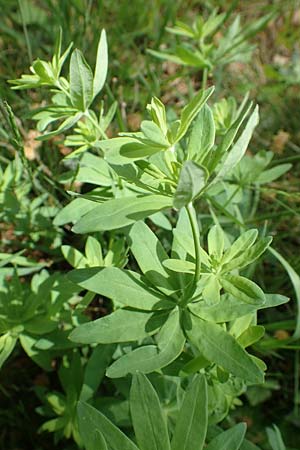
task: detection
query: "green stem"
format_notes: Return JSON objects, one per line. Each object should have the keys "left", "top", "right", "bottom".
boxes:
{"left": 186, "top": 203, "right": 201, "bottom": 285}
{"left": 18, "top": 0, "right": 32, "bottom": 63}
{"left": 85, "top": 110, "right": 108, "bottom": 140}
{"left": 202, "top": 68, "right": 208, "bottom": 90}
{"left": 180, "top": 204, "right": 201, "bottom": 307}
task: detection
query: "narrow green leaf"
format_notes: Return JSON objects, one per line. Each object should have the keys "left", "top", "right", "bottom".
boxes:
{"left": 206, "top": 423, "right": 247, "bottom": 450}
{"left": 163, "top": 259, "right": 195, "bottom": 274}
{"left": 175, "top": 87, "right": 214, "bottom": 142}
{"left": 36, "top": 112, "right": 83, "bottom": 141}
{"left": 266, "top": 425, "right": 286, "bottom": 450}
{"left": 53, "top": 197, "right": 96, "bottom": 226}
{"left": 173, "top": 161, "right": 207, "bottom": 209}
{"left": 190, "top": 293, "right": 288, "bottom": 323}
{"left": 80, "top": 345, "right": 115, "bottom": 402}
{"left": 221, "top": 229, "right": 258, "bottom": 264}
{"left": 207, "top": 100, "right": 251, "bottom": 173}
{"left": 213, "top": 106, "right": 259, "bottom": 183}
{"left": 70, "top": 49, "right": 93, "bottom": 111}
{"left": 70, "top": 309, "right": 169, "bottom": 344}
{"left": 220, "top": 274, "right": 265, "bottom": 305}
{"left": 89, "top": 430, "right": 108, "bottom": 450}
{"left": 187, "top": 104, "right": 215, "bottom": 163}
{"left": 0, "top": 333, "right": 17, "bottom": 369}
{"left": 130, "top": 373, "right": 171, "bottom": 450}
{"left": 107, "top": 308, "right": 185, "bottom": 378}
{"left": 171, "top": 374, "right": 208, "bottom": 450}
{"left": 61, "top": 245, "right": 87, "bottom": 268}
{"left": 72, "top": 195, "right": 173, "bottom": 233}
{"left": 256, "top": 164, "right": 291, "bottom": 184}
{"left": 85, "top": 236, "right": 104, "bottom": 266}
{"left": 202, "top": 274, "right": 221, "bottom": 305}
{"left": 237, "top": 326, "right": 265, "bottom": 348}
{"left": 184, "top": 313, "right": 264, "bottom": 384}
{"left": 68, "top": 266, "right": 174, "bottom": 310}
{"left": 222, "top": 237, "right": 272, "bottom": 272}
{"left": 208, "top": 225, "right": 224, "bottom": 259}
{"left": 141, "top": 120, "right": 169, "bottom": 147}
{"left": 147, "top": 49, "right": 186, "bottom": 65}
{"left": 77, "top": 402, "right": 139, "bottom": 450}
{"left": 120, "top": 141, "right": 165, "bottom": 159}
{"left": 93, "top": 29, "right": 108, "bottom": 98}
{"left": 147, "top": 97, "right": 168, "bottom": 135}
{"left": 129, "top": 221, "right": 178, "bottom": 295}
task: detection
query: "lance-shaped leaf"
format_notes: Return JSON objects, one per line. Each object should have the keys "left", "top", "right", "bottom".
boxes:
{"left": 208, "top": 225, "right": 224, "bottom": 260}
{"left": 266, "top": 425, "right": 286, "bottom": 450}
{"left": 207, "top": 99, "right": 251, "bottom": 173}
{"left": 163, "top": 259, "right": 195, "bottom": 274}
{"left": 100, "top": 137, "right": 163, "bottom": 162}
{"left": 187, "top": 104, "right": 215, "bottom": 164}
{"left": 130, "top": 373, "right": 171, "bottom": 450}
{"left": 84, "top": 430, "right": 107, "bottom": 450}
{"left": 237, "top": 326, "right": 265, "bottom": 348}
{"left": 184, "top": 313, "right": 264, "bottom": 384}
{"left": 54, "top": 197, "right": 96, "bottom": 226}
{"left": 202, "top": 274, "right": 221, "bottom": 305}
{"left": 106, "top": 308, "right": 185, "bottom": 378}
{"left": 77, "top": 402, "right": 139, "bottom": 450}
{"left": 93, "top": 30, "right": 108, "bottom": 98}
{"left": 189, "top": 293, "right": 289, "bottom": 323}
{"left": 213, "top": 106, "right": 259, "bottom": 183}
{"left": 173, "top": 161, "right": 208, "bottom": 209}
{"left": 72, "top": 195, "right": 173, "bottom": 233}
{"left": 0, "top": 333, "right": 17, "bottom": 369}
{"left": 220, "top": 274, "right": 265, "bottom": 305}
{"left": 256, "top": 163, "right": 291, "bottom": 184}
{"left": 171, "top": 374, "right": 207, "bottom": 450}
{"left": 129, "top": 221, "right": 178, "bottom": 296}
{"left": 221, "top": 237, "right": 272, "bottom": 273}
{"left": 221, "top": 229, "right": 258, "bottom": 265}
{"left": 80, "top": 344, "right": 115, "bottom": 402}
{"left": 36, "top": 112, "right": 83, "bottom": 141}
{"left": 70, "top": 49, "right": 93, "bottom": 111}
{"left": 141, "top": 120, "right": 170, "bottom": 147}
{"left": 70, "top": 309, "right": 170, "bottom": 344}
{"left": 206, "top": 423, "right": 247, "bottom": 450}
{"left": 68, "top": 266, "right": 175, "bottom": 310}
{"left": 175, "top": 86, "right": 214, "bottom": 142}
{"left": 62, "top": 245, "right": 87, "bottom": 268}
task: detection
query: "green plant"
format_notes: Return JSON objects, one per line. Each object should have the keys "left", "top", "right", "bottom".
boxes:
{"left": 36, "top": 348, "right": 114, "bottom": 445}
{"left": 10, "top": 28, "right": 115, "bottom": 158}
{"left": 78, "top": 373, "right": 260, "bottom": 450}
{"left": 266, "top": 425, "right": 287, "bottom": 450}
{"left": 148, "top": 8, "right": 275, "bottom": 88}
{"left": 0, "top": 269, "right": 79, "bottom": 369}
{"left": 2, "top": 4, "right": 299, "bottom": 449}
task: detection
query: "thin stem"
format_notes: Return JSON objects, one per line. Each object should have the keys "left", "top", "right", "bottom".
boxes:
{"left": 180, "top": 204, "right": 201, "bottom": 307}
{"left": 186, "top": 203, "right": 201, "bottom": 285}
{"left": 18, "top": 0, "right": 32, "bottom": 63}
{"left": 202, "top": 68, "right": 208, "bottom": 90}
{"left": 223, "top": 185, "right": 240, "bottom": 209}
{"left": 85, "top": 110, "right": 108, "bottom": 140}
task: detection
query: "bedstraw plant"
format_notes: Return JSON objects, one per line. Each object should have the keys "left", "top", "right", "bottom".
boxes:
{"left": 3, "top": 8, "right": 294, "bottom": 449}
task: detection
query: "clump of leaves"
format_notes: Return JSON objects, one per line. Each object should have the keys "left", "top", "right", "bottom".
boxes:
{"left": 148, "top": 8, "right": 275, "bottom": 83}
{"left": 10, "top": 29, "right": 115, "bottom": 157}
{"left": 0, "top": 269, "right": 79, "bottom": 370}
{"left": 78, "top": 373, "right": 259, "bottom": 450}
